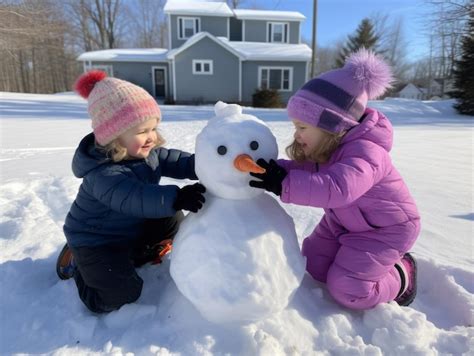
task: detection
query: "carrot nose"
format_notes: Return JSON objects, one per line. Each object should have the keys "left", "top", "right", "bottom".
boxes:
{"left": 233, "top": 154, "right": 266, "bottom": 173}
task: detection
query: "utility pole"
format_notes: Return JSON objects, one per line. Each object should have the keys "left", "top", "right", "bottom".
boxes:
{"left": 310, "top": 0, "right": 318, "bottom": 78}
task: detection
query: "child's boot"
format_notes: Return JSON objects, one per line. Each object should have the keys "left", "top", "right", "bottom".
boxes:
{"left": 151, "top": 239, "right": 173, "bottom": 264}
{"left": 56, "top": 244, "right": 77, "bottom": 280}
{"left": 394, "top": 253, "right": 417, "bottom": 306}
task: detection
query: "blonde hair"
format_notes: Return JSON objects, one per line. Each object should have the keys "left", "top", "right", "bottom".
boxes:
{"left": 97, "top": 130, "right": 166, "bottom": 162}
{"left": 286, "top": 129, "right": 345, "bottom": 164}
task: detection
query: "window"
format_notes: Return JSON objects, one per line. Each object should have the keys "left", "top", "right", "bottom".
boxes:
{"left": 259, "top": 67, "right": 292, "bottom": 91}
{"left": 193, "top": 60, "right": 213, "bottom": 75}
{"left": 178, "top": 17, "right": 200, "bottom": 39}
{"left": 267, "top": 22, "right": 289, "bottom": 43}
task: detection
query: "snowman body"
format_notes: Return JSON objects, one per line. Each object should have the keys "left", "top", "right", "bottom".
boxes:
{"left": 169, "top": 102, "right": 305, "bottom": 323}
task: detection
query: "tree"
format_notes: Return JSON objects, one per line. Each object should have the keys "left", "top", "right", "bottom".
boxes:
{"left": 336, "top": 18, "right": 379, "bottom": 67}
{"left": 64, "top": 0, "right": 126, "bottom": 51}
{"left": 452, "top": 10, "right": 474, "bottom": 115}
{"left": 125, "top": 0, "right": 167, "bottom": 48}
{"left": 0, "top": 0, "right": 80, "bottom": 93}
{"left": 371, "top": 13, "right": 410, "bottom": 82}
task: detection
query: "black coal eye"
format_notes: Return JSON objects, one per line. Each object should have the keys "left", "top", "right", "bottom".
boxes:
{"left": 217, "top": 145, "right": 227, "bottom": 155}
{"left": 250, "top": 141, "right": 259, "bottom": 150}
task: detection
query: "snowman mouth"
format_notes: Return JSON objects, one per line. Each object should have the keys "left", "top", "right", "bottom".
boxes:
{"left": 233, "top": 154, "right": 266, "bottom": 173}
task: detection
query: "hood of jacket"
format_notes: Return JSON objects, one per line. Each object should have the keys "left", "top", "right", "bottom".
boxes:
{"left": 341, "top": 108, "right": 393, "bottom": 152}
{"left": 71, "top": 133, "right": 110, "bottom": 178}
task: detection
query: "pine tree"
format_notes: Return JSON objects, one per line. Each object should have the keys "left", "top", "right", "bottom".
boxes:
{"left": 452, "top": 10, "right": 474, "bottom": 116}
{"left": 336, "top": 18, "right": 380, "bottom": 67}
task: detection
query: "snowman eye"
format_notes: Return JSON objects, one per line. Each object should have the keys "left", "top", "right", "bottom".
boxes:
{"left": 250, "top": 141, "right": 259, "bottom": 150}
{"left": 217, "top": 145, "right": 227, "bottom": 155}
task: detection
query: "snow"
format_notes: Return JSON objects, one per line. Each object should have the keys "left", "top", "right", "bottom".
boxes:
{"left": 170, "top": 102, "right": 305, "bottom": 323}
{"left": 164, "top": 0, "right": 233, "bottom": 17}
{"left": 0, "top": 91, "right": 473, "bottom": 354}
{"left": 233, "top": 9, "right": 306, "bottom": 22}
{"left": 77, "top": 49, "right": 169, "bottom": 63}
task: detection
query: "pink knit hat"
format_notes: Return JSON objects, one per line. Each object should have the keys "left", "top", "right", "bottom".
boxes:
{"left": 74, "top": 70, "right": 162, "bottom": 146}
{"left": 287, "top": 49, "right": 393, "bottom": 133}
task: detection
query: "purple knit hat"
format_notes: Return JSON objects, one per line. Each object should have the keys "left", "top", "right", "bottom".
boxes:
{"left": 287, "top": 49, "right": 393, "bottom": 133}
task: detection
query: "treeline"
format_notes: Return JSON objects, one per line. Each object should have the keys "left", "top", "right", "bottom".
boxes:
{"left": 0, "top": 0, "right": 167, "bottom": 93}
{"left": 0, "top": 0, "right": 472, "bottom": 106}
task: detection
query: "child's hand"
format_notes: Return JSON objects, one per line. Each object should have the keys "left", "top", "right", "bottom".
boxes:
{"left": 249, "top": 159, "right": 287, "bottom": 196}
{"left": 173, "top": 183, "right": 206, "bottom": 213}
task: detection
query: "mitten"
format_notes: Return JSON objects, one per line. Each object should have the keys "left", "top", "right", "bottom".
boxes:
{"left": 249, "top": 159, "right": 287, "bottom": 196}
{"left": 173, "top": 183, "right": 206, "bottom": 213}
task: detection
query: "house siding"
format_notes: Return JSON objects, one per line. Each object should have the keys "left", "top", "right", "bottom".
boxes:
{"left": 243, "top": 20, "right": 300, "bottom": 44}
{"left": 242, "top": 61, "right": 307, "bottom": 104}
{"left": 85, "top": 61, "right": 171, "bottom": 98}
{"left": 174, "top": 37, "right": 239, "bottom": 103}
{"left": 170, "top": 15, "right": 228, "bottom": 49}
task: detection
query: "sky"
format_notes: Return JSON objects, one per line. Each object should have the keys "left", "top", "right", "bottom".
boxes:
{"left": 242, "top": 0, "right": 431, "bottom": 61}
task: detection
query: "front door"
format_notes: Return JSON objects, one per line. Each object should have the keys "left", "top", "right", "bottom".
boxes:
{"left": 154, "top": 68, "right": 165, "bottom": 97}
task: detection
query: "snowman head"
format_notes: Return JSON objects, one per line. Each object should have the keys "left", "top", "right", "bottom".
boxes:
{"left": 195, "top": 101, "right": 278, "bottom": 200}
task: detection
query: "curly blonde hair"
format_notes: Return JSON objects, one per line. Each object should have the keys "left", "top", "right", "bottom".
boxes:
{"left": 286, "top": 129, "right": 346, "bottom": 164}
{"left": 97, "top": 131, "right": 166, "bottom": 162}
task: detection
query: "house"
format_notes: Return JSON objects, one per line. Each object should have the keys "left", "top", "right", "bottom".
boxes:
{"left": 398, "top": 83, "right": 426, "bottom": 100}
{"left": 77, "top": 1, "right": 311, "bottom": 105}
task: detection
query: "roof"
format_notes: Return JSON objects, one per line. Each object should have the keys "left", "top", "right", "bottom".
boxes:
{"left": 164, "top": 1, "right": 233, "bottom": 17}
{"left": 167, "top": 32, "right": 244, "bottom": 60}
{"left": 77, "top": 33, "right": 312, "bottom": 63}
{"left": 233, "top": 9, "right": 306, "bottom": 22}
{"left": 167, "top": 32, "right": 311, "bottom": 61}
{"left": 77, "top": 48, "right": 169, "bottom": 62}
{"left": 222, "top": 38, "right": 311, "bottom": 61}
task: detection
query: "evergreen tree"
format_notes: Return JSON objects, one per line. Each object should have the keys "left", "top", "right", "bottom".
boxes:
{"left": 452, "top": 10, "right": 474, "bottom": 115}
{"left": 336, "top": 18, "right": 380, "bottom": 67}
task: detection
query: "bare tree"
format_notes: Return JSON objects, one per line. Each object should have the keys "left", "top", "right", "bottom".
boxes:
{"left": 0, "top": 0, "right": 80, "bottom": 93}
{"left": 371, "top": 12, "right": 410, "bottom": 81}
{"left": 63, "top": 0, "right": 127, "bottom": 51}
{"left": 422, "top": 0, "right": 472, "bottom": 94}
{"left": 125, "top": 0, "right": 167, "bottom": 48}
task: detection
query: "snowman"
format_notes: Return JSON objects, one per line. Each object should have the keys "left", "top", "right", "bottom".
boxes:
{"left": 170, "top": 101, "right": 305, "bottom": 324}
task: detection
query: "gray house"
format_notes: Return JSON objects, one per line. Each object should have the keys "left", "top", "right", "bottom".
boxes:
{"left": 77, "top": 1, "right": 311, "bottom": 105}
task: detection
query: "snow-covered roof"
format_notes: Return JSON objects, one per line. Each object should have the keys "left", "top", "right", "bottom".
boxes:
{"left": 233, "top": 9, "right": 306, "bottom": 22}
{"left": 167, "top": 32, "right": 244, "bottom": 60}
{"left": 221, "top": 38, "right": 311, "bottom": 61}
{"left": 77, "top": 49, "right": 169, "bottom": 62}
{"left": 167, "top": 32, "right": 311, "bottom": 61}
{"left": 164, "top": 1, "right": 233, "bottom": 17}
{"left": 77, "top": 33, "right": 311, "bottom": 63}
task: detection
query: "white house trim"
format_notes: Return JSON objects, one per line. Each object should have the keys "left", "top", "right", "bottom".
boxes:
{"left": 227, "top": 17, "right": 230, "bottom": 39}
{"left": 192, "top": 59, "right": 213, "bottom": 75}
{"left": 177, "top": 16, "right": 200, "bottom": 40}
{"left": 168, "top": 14, "right": 172, "bottom": 50}
{"left": 171, "top": 60, "right": 177, "bottom": 101}
{"left": 258, "top": 66, "right": 293, "bottom": 92}
{"left": 242, "top": 20, "right": 246, "bottom": 41}
{"left": 238, "top": 59, "right": 242, "bottom": 102}
{"left": 266, "top": 22, "right": 290, "bottom": 43}
{"left": 151, "top": 65, "right": 168, "bottom": 98}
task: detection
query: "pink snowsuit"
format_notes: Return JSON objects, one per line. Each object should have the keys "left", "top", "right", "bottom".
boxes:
{"left": 278, "top": 108, "right": 420, "bottom": 310}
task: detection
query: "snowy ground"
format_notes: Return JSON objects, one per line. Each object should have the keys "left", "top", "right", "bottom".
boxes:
{"left": 0, "top": 92, "right": 473, "bottom": 355}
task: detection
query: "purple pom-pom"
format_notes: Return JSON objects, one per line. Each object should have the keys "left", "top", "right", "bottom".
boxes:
{"left": 344, "top": 49, "right": 393, "bottom": 99}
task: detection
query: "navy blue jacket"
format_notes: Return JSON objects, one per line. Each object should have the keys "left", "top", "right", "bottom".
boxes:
{"left": 63, "top": 133, "right": 197, "bottom": 247}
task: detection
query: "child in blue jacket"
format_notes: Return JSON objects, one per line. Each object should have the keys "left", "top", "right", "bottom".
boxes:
{"left": 56, "top": 71, "right": 205, "bottom": 313}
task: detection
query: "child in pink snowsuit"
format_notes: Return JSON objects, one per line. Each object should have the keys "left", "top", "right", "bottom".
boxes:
{"left": 249, "top": 49, "right": 420, "bottom": 310}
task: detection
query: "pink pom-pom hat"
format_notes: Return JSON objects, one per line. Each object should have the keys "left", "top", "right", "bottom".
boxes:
{"left": 73, "top": 70, "right": 162, "bottom": 146}
{"left": 287, "top": 49, "right": 393, "bottom": 133}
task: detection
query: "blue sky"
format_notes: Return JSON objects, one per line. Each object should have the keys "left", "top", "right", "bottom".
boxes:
{"left": 253, "top": 0, "right": 429, "bottom": 61}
